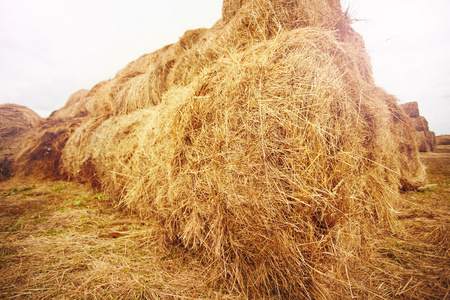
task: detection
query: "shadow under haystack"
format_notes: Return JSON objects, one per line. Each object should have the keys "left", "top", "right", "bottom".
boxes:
{"left": 11, "top": 0, "right": 427, "bottom": 298}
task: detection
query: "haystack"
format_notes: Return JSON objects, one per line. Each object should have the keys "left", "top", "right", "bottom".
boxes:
{"left": 0, "top": 104, "right": 41, "bottom": 180}
{"left": 13, "top": 0, "right": 427, "bottom": 297}
{"left": 436, "top": 134, "right": 450, "bottom": 145}
{"left": 0, "top": 103, "right": 41, "bottom": 144}
{"left": 401, "top": 101, "right": 436, "bottom": 152}
{"left": 59, "top": 0, "right": 426, "bottom": 297}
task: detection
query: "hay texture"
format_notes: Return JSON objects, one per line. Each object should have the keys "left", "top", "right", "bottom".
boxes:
{"left": 0, "top": 104, "right": 41, "bottom": 180}
{"left": 6, "top": 0, "right": 428, "bottom": 297}
{"left": 57, "top": 0, "right": 427, "bottom": 297}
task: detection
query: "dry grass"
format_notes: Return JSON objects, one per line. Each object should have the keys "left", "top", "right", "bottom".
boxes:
{"left": 0, "top": 180, "right": 226, "bottom": 299}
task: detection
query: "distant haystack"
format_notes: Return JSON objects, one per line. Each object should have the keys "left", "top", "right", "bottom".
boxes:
{"left": 401, "top": 101, "right": 436, "bottom": 152}
{"left": 11, "top": 0, "right": 427, "bottom": 297}
{"left": 436, "top": 135, "right": 450, "bottom": 145}
{"left": 0, "top": 104, "right": 41, "bottom": 180}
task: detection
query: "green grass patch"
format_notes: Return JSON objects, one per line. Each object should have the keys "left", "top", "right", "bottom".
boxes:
{"left": 2, "top": 185, "right": 36, "bottom": 196}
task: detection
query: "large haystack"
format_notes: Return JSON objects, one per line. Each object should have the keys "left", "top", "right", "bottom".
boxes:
{"left": 60, "top": 0, "right": 426, "bottom": 297}
{"left": 0, "top": 104, "right": 41, "bottom": 180}
{"left": 13, "top": 0, "right": 427, "bottom": 297}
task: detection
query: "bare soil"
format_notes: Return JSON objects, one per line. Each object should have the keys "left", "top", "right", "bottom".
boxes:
{"left": 1, "top": 146, "right": 449, "bottom": 299}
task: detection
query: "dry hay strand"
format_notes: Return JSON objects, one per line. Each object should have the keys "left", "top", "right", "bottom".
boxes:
{"left": 62, "top": 20, "right": 426, "bottom": 297}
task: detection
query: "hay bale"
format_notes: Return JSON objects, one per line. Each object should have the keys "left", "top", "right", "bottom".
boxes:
{"left": 414, "top": 131, "right": 431, "bottom": 152}
{"left": 427, "top": 131, "right": 437, "bottom": 151}
{"left": 401, "top": 101, "right": 420, "bottom": 118}
{"left": 10, "top": 84, "right": 104, "bottom": 180}
{"left": 0, "top": 104, "right": 41, "bottom": 142}
{"left": 62, "top": 13, "right": 426, "bottom": 298}
{"left": 400, "top": 101, "right": 436, "bottom": 152}
{"left": 411, "top": 116, "right": 429, "bottom": 132}
{"left": 0, "top": 104, "right": 41, "bottom": 180}
{"left": 436, "top": 135, "right": 450, "bottom": 145}
{"left": 18, "top": 0, "right": 427, "bottom": 297}
{"left": 414, "top": 131, "right": 437, "bottom": 153}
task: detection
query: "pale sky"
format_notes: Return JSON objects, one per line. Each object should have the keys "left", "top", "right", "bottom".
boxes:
{"left": 1, "top": 0, "right": 449, "bottom": 135}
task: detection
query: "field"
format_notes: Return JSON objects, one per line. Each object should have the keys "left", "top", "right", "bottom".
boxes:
{"left": 1, "top": 145, "right": 449, "bottom": 299}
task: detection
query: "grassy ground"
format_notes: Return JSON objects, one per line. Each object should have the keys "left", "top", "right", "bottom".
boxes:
{"left": 365, "top": 145, "right": 450, "bottom": 299}
{"left": 0, "top": 146, "right": 449, "bottom": 299}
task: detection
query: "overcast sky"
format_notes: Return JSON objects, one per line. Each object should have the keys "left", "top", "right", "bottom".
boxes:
{"left": 0, "top": 0, "right": 449, "bottom": 135}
